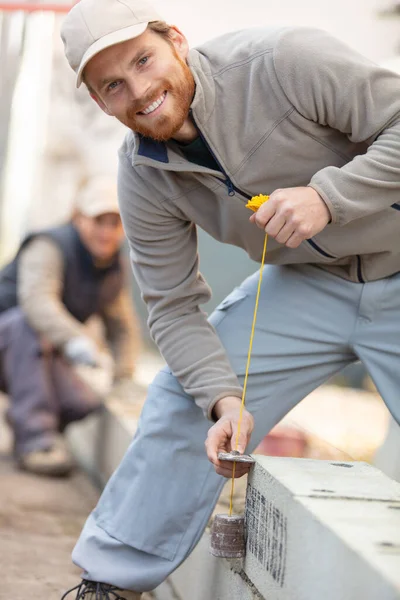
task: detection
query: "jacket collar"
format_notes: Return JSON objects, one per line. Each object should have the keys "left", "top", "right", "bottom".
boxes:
{"left": 131, "top": 48, "right": 216, "bottom": 168}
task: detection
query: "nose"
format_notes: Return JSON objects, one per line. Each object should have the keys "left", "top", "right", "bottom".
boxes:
{"left": 125, "top": 74, "right": 151, "bottom": 104}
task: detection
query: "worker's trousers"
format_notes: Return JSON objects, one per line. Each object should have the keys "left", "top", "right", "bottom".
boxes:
{"left": 72, "top": 264, "right": 400, "bottom": 592}
{"left": 0, "top": 307, "right": 101, "bottom": 455}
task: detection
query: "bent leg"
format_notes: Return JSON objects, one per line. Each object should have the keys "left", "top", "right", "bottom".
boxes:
{"left": 73, "top": 265, "right": 359, "bottom": 592}
{"left": 353, "top": 272, "right": 400, "bottom": 425}
{"left": 0, "top": 308, "right": 59, "bottom": 454}
{"left": 50, "top": 355, "right": 103, "bottom": 430}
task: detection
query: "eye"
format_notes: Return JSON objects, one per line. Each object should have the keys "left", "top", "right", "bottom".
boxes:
{"left": 107, "top": 80, "right": 121, "bottom": 92}
{"left": 138, "top": 56, "right": 149, "bottom": 66}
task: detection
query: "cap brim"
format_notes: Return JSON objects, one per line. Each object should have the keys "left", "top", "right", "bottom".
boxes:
{"left": 76, "top": 21, "right": 148, "bottom": 88}
{"left": 79, "top": 204, "right": 120, "bottom": 217}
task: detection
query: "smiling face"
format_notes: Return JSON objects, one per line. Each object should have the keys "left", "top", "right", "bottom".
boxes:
{"left": 74, "top": 212, "right": 125, "bottom": 262}
{"left": 84, "top": 27, "right": 195, "bottom": 142}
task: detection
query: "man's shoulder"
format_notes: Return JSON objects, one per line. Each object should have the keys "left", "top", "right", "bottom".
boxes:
{"left": 119, "top": 131, "right": 136, "bottom": 165}
{"left": 194, "top": 26, "right": 337, "bottom": 74}
{"left": 194, "top": 26, "right": 291, "bottom": 71}
{"left": 118, "top": 133, "right": 147, "bottom": 190}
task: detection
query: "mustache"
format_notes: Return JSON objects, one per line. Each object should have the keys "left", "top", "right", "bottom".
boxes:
{"left": 127, "top": 87, "right": 168, "bottom": 117}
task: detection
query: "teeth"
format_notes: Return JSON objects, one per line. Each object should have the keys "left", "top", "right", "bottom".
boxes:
{"left": 141, "top": 93, "right": 166, "bottom": 115}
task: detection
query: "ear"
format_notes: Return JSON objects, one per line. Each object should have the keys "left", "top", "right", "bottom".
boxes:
{"left": 90, "top": 91, "right": 113, "bottom": 116}
{"left": 169, "top": 26, "right": 190, "bottom": 60}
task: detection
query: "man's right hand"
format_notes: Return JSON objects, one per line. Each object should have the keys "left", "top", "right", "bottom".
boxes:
{"left": 63, "top": 336, "right": 99, "bottom": 367}
{"left": 205, "top": 396, "right": 254, "bottom": 479}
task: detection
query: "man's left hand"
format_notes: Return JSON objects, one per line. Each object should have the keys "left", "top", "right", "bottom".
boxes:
{"left": 249, "top": 186, "right": 330, "bottom": 248}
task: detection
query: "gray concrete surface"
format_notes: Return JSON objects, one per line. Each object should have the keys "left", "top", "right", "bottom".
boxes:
{"left": 0, "top": 456, "right": 99, "bottom": 599}
{"left": 243, "top": 457, "right": 400, "bottom": 600}
{"left": 156, "top": 458, "right": 400, "bottom": 600}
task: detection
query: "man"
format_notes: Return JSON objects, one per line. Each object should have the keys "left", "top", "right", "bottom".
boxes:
{"left": 0, "top": 177, "right": 140, "bottom": 477}
{"left": 60, "top": 0, "right": 400, "bottom": 597}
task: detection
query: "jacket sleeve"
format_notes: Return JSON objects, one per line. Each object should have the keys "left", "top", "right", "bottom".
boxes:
{"left": 118, "top": 150, "right": 243, "bottom": 418}
{"left": 273, "top": 27, "right": 400, "bottom": 225}
{"left": 17, "top": 237, "right": 85, "bottom": 346}
{"left": 100, "top": 281, "right": 142, "bottom": 380}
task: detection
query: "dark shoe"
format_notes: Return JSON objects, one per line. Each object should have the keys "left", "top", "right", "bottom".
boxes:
{"left": 61, "top": 579, "right": 142, "bottom": 599}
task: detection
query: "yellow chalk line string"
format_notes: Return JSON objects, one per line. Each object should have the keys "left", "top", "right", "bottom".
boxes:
{"left": 229, "top": 208, "right": 268, "bottom": 516}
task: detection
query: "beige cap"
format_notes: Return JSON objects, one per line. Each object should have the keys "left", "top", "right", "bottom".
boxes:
{"left": 75, "top": 178, "right": 120, "bottom": 217}
{"left": 61, "top": 0, "right": 163, "bottom": 88}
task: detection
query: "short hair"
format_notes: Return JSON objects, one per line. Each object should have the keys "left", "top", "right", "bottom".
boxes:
{"left": 147, "top": 20, "right": 174, "bottom": 41}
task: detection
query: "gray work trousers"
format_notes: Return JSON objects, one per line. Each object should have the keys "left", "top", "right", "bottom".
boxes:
{"left": 0, "top": 307, "right": 101, "bottom": 455}
{"left": 72, "top": 264, "right": 400, "bottom": 592}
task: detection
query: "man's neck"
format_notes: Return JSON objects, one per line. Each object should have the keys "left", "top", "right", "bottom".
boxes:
{"left": 172, "top": 116, "right": 198, "bottom": 144}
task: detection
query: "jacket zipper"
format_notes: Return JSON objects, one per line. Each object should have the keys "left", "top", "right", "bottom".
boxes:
{"left": 190, "top": 111, "right": 250, "bottom": 199}
{"left": 190, "top": 112, "right": 365, "bottom": 278}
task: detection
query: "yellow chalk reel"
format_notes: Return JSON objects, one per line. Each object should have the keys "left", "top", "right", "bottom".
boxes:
{"left": 245, "top": 194, "right": 269, "bottom": 212}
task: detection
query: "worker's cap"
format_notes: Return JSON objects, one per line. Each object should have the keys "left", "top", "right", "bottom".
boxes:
{"left": 75, "top": 178, "right": 120, "bottom": 218}
{"left": 61, "top": 0, "right": 163, "bottom": 88}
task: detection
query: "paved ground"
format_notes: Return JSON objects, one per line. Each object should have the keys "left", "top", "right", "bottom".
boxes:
{"left": 0, "top": 399, "right": 155, "bottom": 600}
{"left": 0, "top": 454, "right": 99, "bottom": 598}
{"left": 0, "top": 349, "right": 163, "bottom": 600}
{"left": 0, "top": 399, "right": 99, "bottom": 599}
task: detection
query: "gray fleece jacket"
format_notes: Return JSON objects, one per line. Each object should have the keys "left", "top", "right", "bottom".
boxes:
{"left": 118, "top": 26, "right": 400, "bottom": 416}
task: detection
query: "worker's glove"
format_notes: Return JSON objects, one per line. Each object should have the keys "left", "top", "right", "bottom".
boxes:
{"left": 110, "top": 376, "right": 134, "bottom": 400}
{"left": 64, "top": 336, "right": 99, "bottom": 367}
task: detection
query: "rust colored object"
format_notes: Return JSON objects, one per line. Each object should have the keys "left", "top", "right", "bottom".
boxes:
{"left": 210, "top": 514, "right": 246, "bottom": 558}
{"left": 255, "top": 425, "right": 307, "bottom": 458}
{"left": 0, "top": 2, "right": 73, "bottom": 12}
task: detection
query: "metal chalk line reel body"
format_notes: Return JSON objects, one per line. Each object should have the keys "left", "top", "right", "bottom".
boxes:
{"left": 210, "top": 451, "right": 256, "bottom": 558}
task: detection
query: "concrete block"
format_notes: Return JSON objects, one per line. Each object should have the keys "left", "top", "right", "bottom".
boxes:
{"left": 155, "top": 535, "right": 261, "bottom": 600}
{"left": 243, "top": 457, "right": 400, "bottom": 600}
{"left": 156, "top": 457, "right": 400, "bottom": 600}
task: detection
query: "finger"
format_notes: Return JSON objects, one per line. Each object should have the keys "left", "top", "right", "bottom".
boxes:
{"left": 231, "top": 424, "right": 252, "bottom": 455}
{"left": 274, "top": 221, "right": 296, "bottom": 245}
{"left": 220, "top": 460, "right": 251, "bottom": 474}
{"left": 205, "top": 426, "right": 231, "bottom": 464}
{"left": 215, "top": 463, "right": 252, "bottom": 478}
{"left": 285, "top": 230, "right": 306, "bottom": 249}
{"left": 215, "top": 467, "right": 250, "bottom": 478}
{"left": 264, "top": 213, "right": 287, "bottom": 238}
{"left": 254, "top": 201, "right": 276, "bottom": 230}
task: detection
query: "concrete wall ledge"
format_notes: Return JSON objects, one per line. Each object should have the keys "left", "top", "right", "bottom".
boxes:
{"left": 67, "top": 394, "right": 400, "bottom": 600}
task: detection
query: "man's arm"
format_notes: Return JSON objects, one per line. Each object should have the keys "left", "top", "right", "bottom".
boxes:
{"left": 18, "top": 237, "right": 85, "bottom": 346}
{"left": 273, "top": 27, "right": 400, "bottom": 225}
{"left": 118, "top": 150, "right": 243, "bottom": 419}
{"left": 100, "top": 285, "right": 141, "bottom": 380}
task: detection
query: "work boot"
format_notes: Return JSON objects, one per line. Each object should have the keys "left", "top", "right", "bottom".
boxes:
{"left": 17, "top": 434, "right": 75, "bottom": 477}
{"left": 61, "top": 580, "right": 142, "bottom": 599}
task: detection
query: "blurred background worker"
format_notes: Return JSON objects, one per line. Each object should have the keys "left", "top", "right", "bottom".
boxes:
{"left": 0, "top": 178, "right": 141, "bottom": 477}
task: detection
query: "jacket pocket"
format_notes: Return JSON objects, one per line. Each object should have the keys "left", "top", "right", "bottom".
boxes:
{"left": 304, "top": 238, "right": 337, "bottom": 262}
